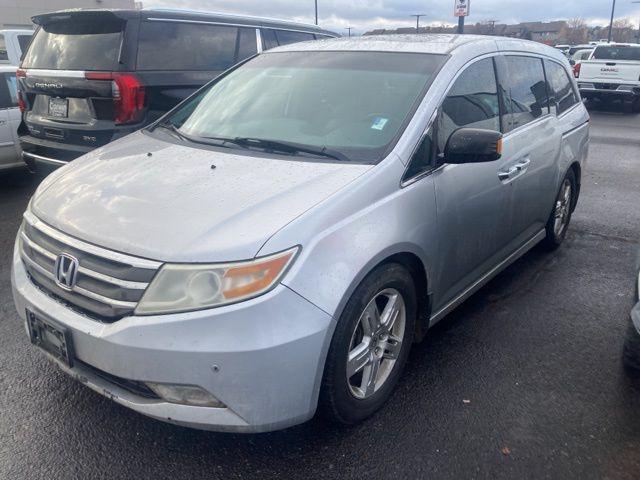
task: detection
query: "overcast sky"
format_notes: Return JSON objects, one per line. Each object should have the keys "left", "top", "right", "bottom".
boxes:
{"left": 145, "top": 0, "right": 640, "bottom": 35}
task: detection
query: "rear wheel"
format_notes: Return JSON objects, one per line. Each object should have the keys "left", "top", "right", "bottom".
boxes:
{"left": 319, "top": 263, "right": 416, "bottom": 424}
{"left": 542, "top": 169, "right": 576, "bottom": 250}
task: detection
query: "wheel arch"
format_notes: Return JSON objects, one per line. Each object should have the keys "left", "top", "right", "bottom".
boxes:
{"left": 569, "top": 161, "right": 582, "bottom": 212}
{"left": 332, "top": 247, "right": 433, "bottom": 344}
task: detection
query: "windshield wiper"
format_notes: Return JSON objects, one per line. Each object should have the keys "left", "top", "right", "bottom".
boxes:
{"left": 231, "top": 137, "right": 351, "bottom": 162}
{"left": 155, "top": 123, "right": 238, "bottom": 149}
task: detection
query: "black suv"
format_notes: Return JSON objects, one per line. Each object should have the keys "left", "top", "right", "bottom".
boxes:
{"left": 16, "top": 9, "right": 337, "bottom": 171}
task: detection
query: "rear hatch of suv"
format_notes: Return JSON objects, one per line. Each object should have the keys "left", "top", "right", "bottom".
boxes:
{"left": 18, "top": 10, "right": 143, "bottom": 162}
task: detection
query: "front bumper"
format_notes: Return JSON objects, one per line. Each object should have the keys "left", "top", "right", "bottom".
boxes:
{"left": 11, "top": 244, "right": 335, "bottom": 432}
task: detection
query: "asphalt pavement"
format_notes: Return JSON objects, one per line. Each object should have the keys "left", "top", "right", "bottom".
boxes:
{"left": 1, "top": 106, "right": 639, "bottom": 480}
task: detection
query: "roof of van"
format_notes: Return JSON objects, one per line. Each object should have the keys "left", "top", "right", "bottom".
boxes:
{"left": 31, "top": 8, "right": 338, "bottom": 37}
{"left": 274, "top": 34, "right": 568, "bottom": 61}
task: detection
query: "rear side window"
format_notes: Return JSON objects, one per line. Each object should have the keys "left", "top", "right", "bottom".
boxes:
{"left": 0, "top": 73, "right": 17, "bottom": 108}
{"left": 437, "top": 57, "right": 501, "bottom": 152}
{"left": 262, "top": 29, "right": 279, "bottom": 50}
{"left": 21, "top": 20, "right": 125, "bottom": 70}
{"left": 17, "top": 34, "right": 32, "bottom": 53}
{"left": 0, "top": 34, "right": 7, "bottom": 61}
{"left": 137, "top": 22, "right": 257, "bottom": 71}
{"left": 544, "top": 60, "right": 578, "bottom": 116}
{"left": 275, "top": 30, "right": 315, "bottom": 46}
{"left": 592, "top": 46, "right": 640, "bottom": 61}
{"left": 261, "top": 29, "right": 316, "bottom": 50}
{"left": 502, "top": 56, "right": 549, "bottom": 131}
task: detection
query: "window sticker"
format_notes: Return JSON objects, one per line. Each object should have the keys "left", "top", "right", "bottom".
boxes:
{"left": 371, "top": 117, "right": 389, "bottom": 130}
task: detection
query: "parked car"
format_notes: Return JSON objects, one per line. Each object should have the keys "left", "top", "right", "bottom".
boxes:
{"left": 0, "top": 30, "right": 33, "bottom": 66}
{"left": 569, "top": 48, "right": 593, "bottom": 65}
{"left": 567, "top": 44, "right": 594, "bottom": 58}
{"left": 16, "top": 8, "right": 337, "bottom": 171}
{"left": 12, "top": 35, "right": 589, "bottom": 432}
{"left": 623, "top": 251, "right": 640, "bottom": 371}
{"left": 576, "top": 43, "right": 640, "bottom": 111}
{"left": 0, "top": 65, "right": 23, "bottom": 170}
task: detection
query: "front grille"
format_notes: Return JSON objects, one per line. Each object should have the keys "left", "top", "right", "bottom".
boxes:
{"left": 20, "top": 210, "right": 161, "bottom": 322}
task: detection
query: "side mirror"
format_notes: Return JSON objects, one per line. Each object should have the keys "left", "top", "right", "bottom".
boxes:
{"left": 444, "top": 128, "right": 502, "bottom": 164}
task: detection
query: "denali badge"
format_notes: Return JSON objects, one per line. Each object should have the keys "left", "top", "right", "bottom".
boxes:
{"left": 34, "top": 82, "right": 63, "bottom": 89}
{"left": 54, "top": 253, "right": 79, "bottom": 290}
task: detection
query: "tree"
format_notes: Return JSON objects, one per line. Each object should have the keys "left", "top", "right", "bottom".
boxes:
{"left": 609, "top": 18, "right": 635, "bottom": 42}
{"left": 563, "top": 17, "right": 588, "bottom": 44}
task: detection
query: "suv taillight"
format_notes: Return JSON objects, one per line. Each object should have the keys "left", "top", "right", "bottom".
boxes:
{"left": 573, "top": 63, "right": 581, "bottom": 78}
{"left": 85, "top": 72, "right": 146, "bottom": 125}
{"left": 16, "top": 68, "right": 27, "bottom": 113}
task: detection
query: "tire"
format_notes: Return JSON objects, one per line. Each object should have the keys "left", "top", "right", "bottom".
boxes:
{"left": 319, "top": 263, "right": 417, "bottom": 424}
{"left": 542, "top": 168, "right": 576, "bottom": 250}
{"left": 623, "top": 322, "right": 640, "bottom": 372}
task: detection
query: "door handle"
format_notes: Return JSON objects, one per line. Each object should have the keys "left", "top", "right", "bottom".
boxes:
{"left": 498, "top": 165, "right": 519, "bottom": 181}
{"left": 515, "top": 158, "right": 531, "bottom": 171}
{"left": 0, "top": 120, "right": 6, "bottom": 126}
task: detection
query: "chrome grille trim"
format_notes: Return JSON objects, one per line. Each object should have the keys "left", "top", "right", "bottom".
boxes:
{"left": 20, "top": 211, "right": 162, "bottom": 321}
{"left": 19, "top": 250, "right": 138, "bottom": 309}
{"left": 20, "top": 232, "right": 148, "bottom": 290}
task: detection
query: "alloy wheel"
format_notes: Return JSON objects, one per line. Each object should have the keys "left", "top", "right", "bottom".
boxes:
{"left": 346, "top": 288, "right": 406, "bottom": 399}
{"left": 553, "top": 178, "right": 572, "bottom": 237}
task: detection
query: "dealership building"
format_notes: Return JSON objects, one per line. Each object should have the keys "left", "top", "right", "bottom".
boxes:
{"left": 0, "top": 0, "right": 136, "bottom": 29}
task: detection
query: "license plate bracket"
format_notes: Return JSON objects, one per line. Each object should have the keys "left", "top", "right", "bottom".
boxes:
{"left": 26, "top": 309, "right": 74, "bottom": 367}
{"left": 48, "top": 97, "right": 68, "bottom": 118}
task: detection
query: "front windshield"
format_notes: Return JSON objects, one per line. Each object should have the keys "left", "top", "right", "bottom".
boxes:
{"left": 162, "top": 51, "right": 446, "bottom": 163}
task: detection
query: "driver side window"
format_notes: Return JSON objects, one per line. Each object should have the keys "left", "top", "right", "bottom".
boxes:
{"left": 435, "top": 57, "right": 500, "bottom": 158}
{"left": 403, "top": 57, "right": 500, "bottom": 182}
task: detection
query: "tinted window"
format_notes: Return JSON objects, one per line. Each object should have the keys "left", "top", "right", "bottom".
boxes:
{"left": 275, "top": 30, "right": 315, "bottom": 46}
{"left": 502, "top": 56, "right": 549, "bottom": 131}
{"left": 237, "top": 27, "right": 258, "bottom": 62}
{"left": 0, "top": 34, "right": 7, "bottom": 61}
{"left": 404, "top": 133, "right": 434, "bottom": 180}
{"left": 21, "top": 20, "right": 124, "bottom": 70}
{"left": 163, "top": 51, "right": 446, "bottom": 164}
{"left": 436, "top": 58, "right": 500, "bottom": 154}
{"left": 262, "top": 29, "right": 279, "bottom": 50}
{"left": 137, "top": 22, "right": 244, "bottom": 71}
{"left": 0, "top": 73, "right": 17, "bottom": 108}
{"left": 592, "top": 46, "right": 640, "bottom": 61}
{"left": 17, "top": 34, "right": 32, "bottom": 53}
{"left": 545, "top": 60, "right": 578, "bottom": 116}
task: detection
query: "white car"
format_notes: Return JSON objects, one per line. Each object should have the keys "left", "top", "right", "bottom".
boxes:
{"left": 0, "top": 65, "right": 22, "bottom": 170}
{"left": 0, "top": 30, "right": 33, "bottom": 66}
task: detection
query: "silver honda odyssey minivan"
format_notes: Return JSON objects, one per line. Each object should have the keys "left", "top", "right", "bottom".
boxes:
{"left": 12, "top": 35, "right": 589, "bottom": 432}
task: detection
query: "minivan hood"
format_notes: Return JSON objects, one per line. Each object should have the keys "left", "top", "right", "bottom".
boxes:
{"left": 32, "top": 132, "right": 371, "bottom": 262}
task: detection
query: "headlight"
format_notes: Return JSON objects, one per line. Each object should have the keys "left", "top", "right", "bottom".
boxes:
{"left": 135, "top": 247, "right": 298, "bottom": 315}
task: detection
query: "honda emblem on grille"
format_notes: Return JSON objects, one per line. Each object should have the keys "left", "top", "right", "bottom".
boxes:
{"left": 54, "top": 254, "right": 79, "bottom": 290}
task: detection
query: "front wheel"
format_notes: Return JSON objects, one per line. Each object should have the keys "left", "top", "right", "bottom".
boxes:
{"left": 319, "top": 263, "right": 416, "bottom": 424}
{"left": 542, "top": 169, "right": 576, "bottom": 250}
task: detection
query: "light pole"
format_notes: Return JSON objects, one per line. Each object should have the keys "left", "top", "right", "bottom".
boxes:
{"left": 608, "top": 0, "right": 617, "bottom": 42}
{"left": 633, "top": 1, "right": 640, "bottom": 44}
{"left": 345, "top": 27, "right": 353, "bottom": 37}
{"left": 315, "top": 0, "right": 318, "bottom": 25}
{"left": 410, "top": 14, "right": 427, "bottom": 32}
